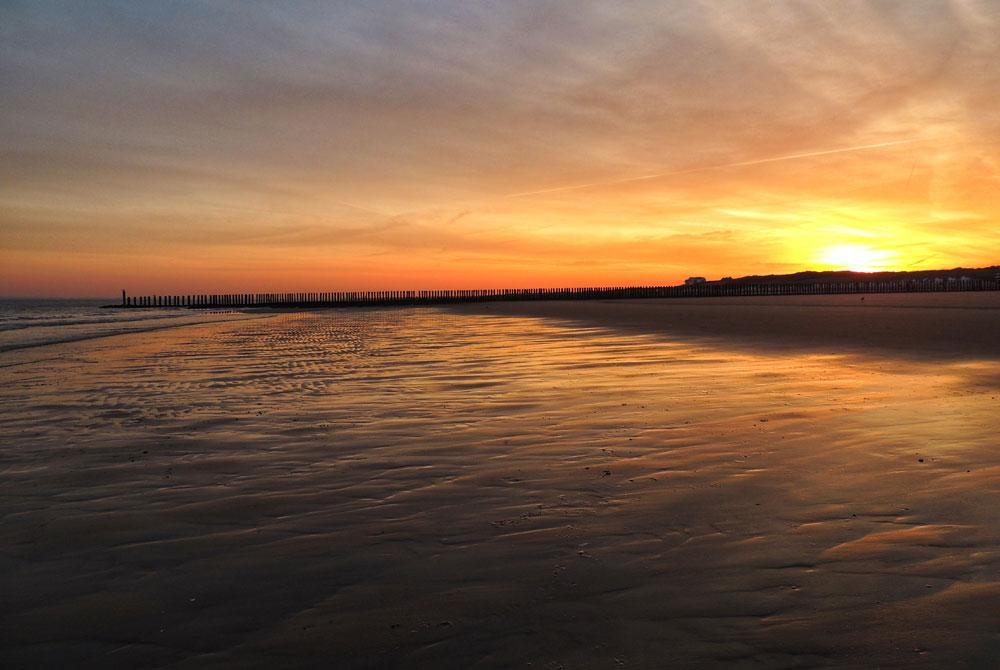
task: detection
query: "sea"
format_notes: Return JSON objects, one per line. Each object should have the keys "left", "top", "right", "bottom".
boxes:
{"left": 0, "top": 298, "right": 261, "bottom": 353}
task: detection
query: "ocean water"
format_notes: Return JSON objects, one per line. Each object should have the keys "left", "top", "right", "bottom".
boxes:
{"left": 0, "top": 298, "right": 262, "bottom": 352}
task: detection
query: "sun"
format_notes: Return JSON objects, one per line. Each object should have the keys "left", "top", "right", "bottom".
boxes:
{"left": 818, "top": 244, "right": 895, "bottom": 273}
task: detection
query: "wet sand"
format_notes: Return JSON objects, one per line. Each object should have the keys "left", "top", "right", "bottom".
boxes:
{"left": 450, "top": 292, "right": 1000, "bottom": 361}
{"left": 2, "top": 295, "right": 1000, "bottom": 668}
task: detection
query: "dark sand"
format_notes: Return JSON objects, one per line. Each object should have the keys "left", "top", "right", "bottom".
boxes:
{"left": 449, "top": 292, "right": 1000, "bottom": 361}
{"left": 2, "top": 294, "right": 1000, "bottom": 668}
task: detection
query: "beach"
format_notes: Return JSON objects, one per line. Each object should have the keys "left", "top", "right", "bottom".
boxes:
{"left": 2, "top": 294, "right": 1000, "bottom": 668}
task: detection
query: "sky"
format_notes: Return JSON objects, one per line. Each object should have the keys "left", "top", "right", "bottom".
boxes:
{"left": 2, "top": 0, "right": 998, "bottom": 297}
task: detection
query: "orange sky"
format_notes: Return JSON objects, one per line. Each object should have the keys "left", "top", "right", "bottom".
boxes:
{"left": 2, "top": 1, "right": 998, "bottom": 296}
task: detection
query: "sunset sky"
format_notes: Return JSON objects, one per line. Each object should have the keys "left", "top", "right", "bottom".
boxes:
{"left": 2, "top": 1, "right": 998, "bottom": 297}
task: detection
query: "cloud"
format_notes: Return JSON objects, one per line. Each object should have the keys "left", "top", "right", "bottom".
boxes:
{"left": 1, "top": 0, "right": 997, "bottom": 293}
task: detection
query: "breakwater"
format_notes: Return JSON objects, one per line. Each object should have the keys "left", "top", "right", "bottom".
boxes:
{"left": 113, "top": 278, "right": 1000, "bottom": 308}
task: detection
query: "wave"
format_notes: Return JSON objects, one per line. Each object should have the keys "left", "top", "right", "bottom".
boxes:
{"left": 0, "top": 312, "right": 269, "bottom": 353}
{"left": 0, "top": 311, "right": 189, "bottom": 332}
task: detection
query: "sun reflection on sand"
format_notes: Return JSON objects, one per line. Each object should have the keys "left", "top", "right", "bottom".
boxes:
{"left": 1, "top": 299, "right": 999, "bottom": 666}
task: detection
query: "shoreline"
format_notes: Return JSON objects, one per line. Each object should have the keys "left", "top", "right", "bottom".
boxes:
{"left": 7, "top": 293, "right": 999, "bottom": 363}
{"left": 0, "top": 310, "right": 276, "bottom": 356}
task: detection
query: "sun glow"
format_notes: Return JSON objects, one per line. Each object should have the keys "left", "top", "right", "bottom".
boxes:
{"left": 818, "top": 244, "right": 897, "bottom": 273}
{"left": 2, "top": 3, "right": 999, "bottom": 297}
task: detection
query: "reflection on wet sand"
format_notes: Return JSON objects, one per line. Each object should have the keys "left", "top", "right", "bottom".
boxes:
{"left": 449, "top": 292, "right": 1000, "bottom": 361}
{"left": 2, "top": 297, "right": 999, "bottom": 667}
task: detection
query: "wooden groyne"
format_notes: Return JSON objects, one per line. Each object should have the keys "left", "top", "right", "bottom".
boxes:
{"left": 114, "top": 278, "right": 1000, "bottom": 309}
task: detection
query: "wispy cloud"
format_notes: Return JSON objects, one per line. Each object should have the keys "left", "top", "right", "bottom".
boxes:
{"left": 507, "top": 138, "right": 932, "bottom": 197}
{"left": 1, "top": 1, "right": 997, "bottom": 293}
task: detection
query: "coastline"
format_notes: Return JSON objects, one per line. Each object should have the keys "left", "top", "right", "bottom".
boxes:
{"left": 0, "top": 294, "right": 305, "bottom": 356}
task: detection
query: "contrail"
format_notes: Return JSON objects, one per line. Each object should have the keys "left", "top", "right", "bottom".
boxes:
{"left": 508, "top": 138, "right": 929, "bottom": 197}
{"left": 907, "top": 255, "right": 936, "bottom": 268}
{"left": 192, "top": 198, "right": 391, "bottom": 219}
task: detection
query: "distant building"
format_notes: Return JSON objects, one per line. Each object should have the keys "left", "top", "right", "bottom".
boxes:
{"left": 684, "top": 276, "right": 707, "bottom": 286}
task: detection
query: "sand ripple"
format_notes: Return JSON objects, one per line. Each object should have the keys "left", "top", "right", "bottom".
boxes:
{"left": 2, "top": 306, "right": 999, "bottom": 667}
